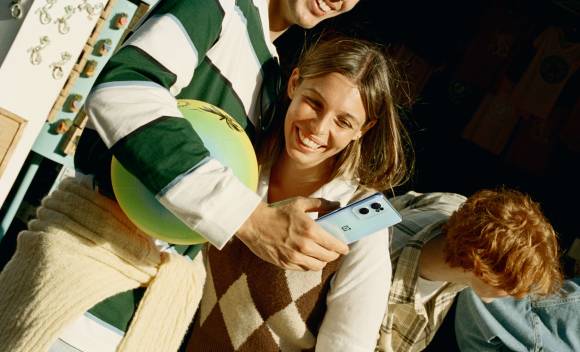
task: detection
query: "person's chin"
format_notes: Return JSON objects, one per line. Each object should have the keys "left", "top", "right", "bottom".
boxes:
{"left": 289, "top": 145, "right": 321, "bottom": 164}
{"left": 295, "top": 8, "right": 325, "bottom": 28}
{"left": 299, "top": 21, "right": 317, "bottom": 29}
{"left": 294, "top": 15, "right": 320, "bottom": 29}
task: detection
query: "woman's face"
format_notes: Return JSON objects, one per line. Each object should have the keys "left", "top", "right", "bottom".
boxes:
{"left": 283, "top": 69, "right": 371, "bottom": 170}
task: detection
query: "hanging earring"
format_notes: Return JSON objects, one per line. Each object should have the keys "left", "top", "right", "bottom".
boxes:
{"left": 27, "top": 36, "right": 50, "bottom": 65}
{"left": 93, "top": 38, "right": 112, "bottom": 56}
{"left": 111, "top": 12, "right": 128, "bottom": 29}
{"left": 10, "top": 0, "right": 23, "bottom": 19}
{"left": 77, "top": 0, "right": 103, "bottom": 20}
{"left": 50, "top": 51, "right": 72, "bottom": 79}
{"left": 81, "top": 59, "right": 98, "bottom": 77}
{"left": 35, "top": 0, "right": 57, "bottom": 24}
{"left": 54, "top": 5, "right": 75, "bottom": 34}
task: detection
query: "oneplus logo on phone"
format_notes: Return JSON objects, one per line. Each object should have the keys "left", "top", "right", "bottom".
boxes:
{"left": 341, "top": 225, "right": 352, "bottom": 231}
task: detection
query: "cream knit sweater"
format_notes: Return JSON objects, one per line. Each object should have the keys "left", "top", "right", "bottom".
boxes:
{"left": 0, "top": 178, "right": 205, "bottom": 352}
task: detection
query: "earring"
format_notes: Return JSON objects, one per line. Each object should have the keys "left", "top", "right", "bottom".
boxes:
{"left": 111, "top": 12, "right": 128, "bottom": 29}
{"left": 54, "top": 5, "right": 76, "bottom": 34}
{"left": 27, "top": 36, "right": 50, "bottom": 65}
{"left": 50, "top": 51, "right": 72, "bottom": 79}
{"left": 93, "top": 38, "right": 112, "bottom": 56}
{"left": 81, "top": 59, "right": 98, "bottom": 77}
{"left": 35, "top": 0, "right": 57, "bottom": 24}
{"left": 10, "top": 0, "right": 23, "bottom": 19}
{"left": 77, "top": 0, "right": 103, "bottom": 20}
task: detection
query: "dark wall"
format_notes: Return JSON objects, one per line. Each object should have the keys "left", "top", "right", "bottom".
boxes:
{"left": 275, "top": 0, "right": 580, "bottom": 254}
{"left": 273, "top": 2, "right": 580, "bottom": 349}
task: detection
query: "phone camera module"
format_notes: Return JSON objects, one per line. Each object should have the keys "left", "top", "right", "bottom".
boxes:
{"left": 371, "top": 202, "right": 384, "bottom": 212}
{"left": 358, "top": 207, "right": 370, "bottom": 215}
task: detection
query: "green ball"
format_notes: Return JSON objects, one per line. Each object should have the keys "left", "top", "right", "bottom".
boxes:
{"left": 111, "top": 100, "right": 258, "bottom": 244}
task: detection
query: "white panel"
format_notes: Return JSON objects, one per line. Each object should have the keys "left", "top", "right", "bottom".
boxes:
{"left": 0, "top": 0, "right": 107, "bottom": 121}
{"left": 0, "top": 0, "right": 108, "bottom": 205}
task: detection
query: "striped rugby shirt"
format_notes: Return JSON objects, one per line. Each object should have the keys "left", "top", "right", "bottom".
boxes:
{"left": 78, "top": 0, "right": 280, "bottom": 248}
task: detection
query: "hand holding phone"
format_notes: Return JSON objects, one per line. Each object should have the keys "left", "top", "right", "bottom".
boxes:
{"left": 315, "top": 192, "right": 401, "bottom": 244}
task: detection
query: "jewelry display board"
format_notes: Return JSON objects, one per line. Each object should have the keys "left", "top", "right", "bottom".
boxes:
{"left": 0, "top": 0, "right": 110, "bottom": 121}
{"left": 32, "top": 0, "right": 137, "bottom": 167}
{"left": 0, "top": 0, "right": 109, "bottom": 205}
{"left": 0, "top": 0, "right": 150, "bottom": 212}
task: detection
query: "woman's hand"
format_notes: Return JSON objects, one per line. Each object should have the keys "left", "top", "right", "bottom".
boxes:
{"left": 235, "top": 197, "right": 349, "bottom": 271}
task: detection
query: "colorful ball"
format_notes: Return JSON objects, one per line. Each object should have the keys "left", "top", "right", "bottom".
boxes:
{"left": 111, "top": 99, "right": 258, "bottom": 244}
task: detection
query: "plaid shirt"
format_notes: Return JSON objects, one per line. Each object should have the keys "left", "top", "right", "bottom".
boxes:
{"left": 376, "top": 191, "right": 467, "bottom": 352}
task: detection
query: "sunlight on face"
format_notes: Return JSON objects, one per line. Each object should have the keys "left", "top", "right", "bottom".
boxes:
{"left": 283, "top": 70, "right": 369, "bottom": 170}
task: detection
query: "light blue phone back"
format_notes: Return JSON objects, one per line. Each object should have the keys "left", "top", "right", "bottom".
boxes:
{"left": 315, "top": 192, "right": 402, "bottom": 244}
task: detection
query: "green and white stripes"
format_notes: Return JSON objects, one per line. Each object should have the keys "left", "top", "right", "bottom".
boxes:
{"left": 83, "top": 0, "right": 277, "bottom": 246}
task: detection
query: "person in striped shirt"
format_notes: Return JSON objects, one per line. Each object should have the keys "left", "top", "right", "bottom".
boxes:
{"left": 0, "top": 1, "right": 365, "bottom": 351}
{"left": 77, "top": 0, "right": 361, "bottom": 271}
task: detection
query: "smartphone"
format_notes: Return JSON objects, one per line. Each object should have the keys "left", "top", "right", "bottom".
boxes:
{"left": 315, "top": 192, "right": 401, "bottom": 244}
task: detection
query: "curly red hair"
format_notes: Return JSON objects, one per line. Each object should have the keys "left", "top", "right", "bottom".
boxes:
{"left": 443, "top": 189, "right": 562, "bottom": 297}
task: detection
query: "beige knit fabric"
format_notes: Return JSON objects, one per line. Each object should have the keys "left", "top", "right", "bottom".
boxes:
{"left": 0, "top": 178, "right": 205, "bottom": 352}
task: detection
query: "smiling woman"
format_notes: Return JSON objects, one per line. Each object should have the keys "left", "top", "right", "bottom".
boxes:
{"left": 283, "top": 71, "right": 369, "bottom": 173}
{"left": 260, "top": 36, "right": 412, "bottom": 196}
{"left": 185, "top": 36, "right": 412, "bottom": 352}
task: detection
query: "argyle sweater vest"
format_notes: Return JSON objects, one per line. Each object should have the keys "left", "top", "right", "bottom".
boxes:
{"left": 186, "top": 239, "right": 343, "bottom": 351}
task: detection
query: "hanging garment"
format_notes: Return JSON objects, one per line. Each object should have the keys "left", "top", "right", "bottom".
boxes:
{"left": 512, "top": 26, "right": 580, "bottom": 119}
{"left": 462, "top": 78, "right": 518, "bottom": 154}
{"left": 454, "top": 6, "right": 531, "bottom": 91}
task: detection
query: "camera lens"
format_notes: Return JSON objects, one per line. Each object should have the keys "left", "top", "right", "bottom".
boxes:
{"left": 358, "top": 207, "right": 370, "bottom": 215}
{"left": 370, "top": 202, "right": 381, "bottom": 210}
